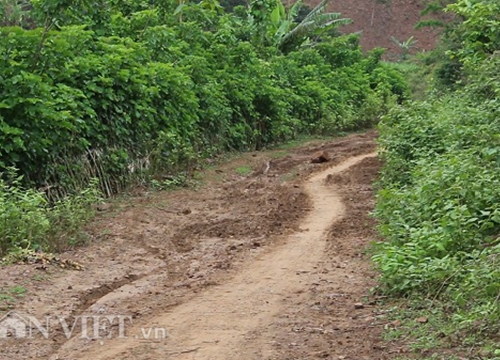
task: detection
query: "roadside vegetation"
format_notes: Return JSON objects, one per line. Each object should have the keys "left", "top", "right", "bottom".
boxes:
{"left": 373, "top": 0, "right": 500, "bottom": 357}
{"left": 0, "top": 0, "right": 406, "bottom": 256}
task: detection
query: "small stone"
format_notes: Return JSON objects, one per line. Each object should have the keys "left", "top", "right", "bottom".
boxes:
{"left": 354, "top": 302, "right": 364, "bottom": 309}
{"left": 193, "top": 271, "right": 205, "bottom": 279}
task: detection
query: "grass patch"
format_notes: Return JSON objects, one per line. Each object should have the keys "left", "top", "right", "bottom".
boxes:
{"left": 0, "top": 293, "right": 15, "bottom": 303}
{"left": 271, "top": 133, "right": 345, "bottom": 151}
{"left": 234, "top": 166, "right": 253, "bottom": 176}
{"left": 382, "top": 300, "right": 500, "bottom": 359}
{"left": 0, "top": 285, "right": 27, "bottom": 311}
{"left": 9, "top": 286, "right": 26, "bottom": 296}
{"left": 0, "top": 172, "right": 102, "bottom": 257}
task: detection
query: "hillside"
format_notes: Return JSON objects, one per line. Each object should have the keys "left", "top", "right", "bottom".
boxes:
{"left": 316, "top": 0, "right": 446, "bottom": 57}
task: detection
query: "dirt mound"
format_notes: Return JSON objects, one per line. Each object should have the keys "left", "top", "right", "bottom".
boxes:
{"left": 171, "top": 186, "right": 309, "bottom": 247}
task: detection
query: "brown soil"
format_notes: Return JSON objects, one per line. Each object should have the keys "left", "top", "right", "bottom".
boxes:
{"left": 310, "top": 0, "right": 451, "bottom": 58}
{"left": 0, "top": 131, "right": 402, "bottom": 359}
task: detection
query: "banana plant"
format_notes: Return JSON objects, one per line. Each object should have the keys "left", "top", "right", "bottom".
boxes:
{"left": 277, "top": 0, "right": 352, "bottom": 53}
{"left": 248, "top": 0, "right": 351, "bottom": 53}
{"left": 271, "top": 0, "right": 301, "bottom": 43}
{"left": 391, "top": 35, "right": 418, "bottom": 60}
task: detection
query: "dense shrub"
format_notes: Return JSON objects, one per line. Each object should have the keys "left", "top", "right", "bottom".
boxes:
{"left": 0, "top": 169, "right": 101, "bottom": 256}
{"left": 0, "top": 0, "right": 406, "bottom": 255}
{"left": 0, "top": 6, "right": 404, "bottom": 196}
{"left": 374, "top": 49, "right": 500, "bottom": 343}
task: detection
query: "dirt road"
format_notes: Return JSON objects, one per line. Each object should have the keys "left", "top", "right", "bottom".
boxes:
{"left": 0, "top": 131, "right": 395, "bottom": 359}
{"left": 54, "top": 152, "right": 376, "bottom": 360}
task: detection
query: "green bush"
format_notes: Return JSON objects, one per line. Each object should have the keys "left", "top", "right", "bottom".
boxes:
{"left": 0, "top": 0, "right": 406, "bottom": 255}
{"left": 0, "top": 169, "right": 101, "bottom": 256}
{"left": 372, "top": 0, "right": 500, "bottom": 352}
{"left": 0, "top": 23, "right": 402, "bottom": 192}
{"left": 373, "top": 53, "right": 500, "bottom": 343}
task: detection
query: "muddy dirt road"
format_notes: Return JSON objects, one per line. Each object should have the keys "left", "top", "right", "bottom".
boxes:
{"left": 0, "top": 131, "right": 397, "bottom": 359}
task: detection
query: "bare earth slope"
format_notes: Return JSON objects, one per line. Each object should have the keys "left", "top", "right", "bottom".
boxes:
{"left": 311, "top": 0, "right": 448, "bottom": 58}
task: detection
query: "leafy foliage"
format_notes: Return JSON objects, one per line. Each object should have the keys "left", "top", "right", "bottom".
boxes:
{"left": 0, "top": 0, "right": 33, "bottom": 28}
{"left": 446, "top": 0, "right": 500, "bottom": 66}
{"left": 277, "top": 0, "right": 352, "bottom": 53}
{"left": 0, "top": 168, "right": 101, "bottom": 256}
{"left": 373, "top": 0, "right": 500, "bottom": 353}
{"left": 0, "top": 0, "right": 402, "bottom": 194}
{"left": 0, "top": 0, "right": 405, "bottom": 255}
{"left": 246, "top": 0, "right": 351, "bottom": 52}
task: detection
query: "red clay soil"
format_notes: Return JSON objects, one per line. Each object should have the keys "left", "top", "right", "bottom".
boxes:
{"left": 309, "top": 0, "right": 450, "bottom": 58}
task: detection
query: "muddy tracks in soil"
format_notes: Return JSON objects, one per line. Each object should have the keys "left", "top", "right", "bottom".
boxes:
{"left": 54, "top": 152, "right": 377, "bottom": 360}
{"left": 0, "top": 131, "right": 390, "bottom": 360}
